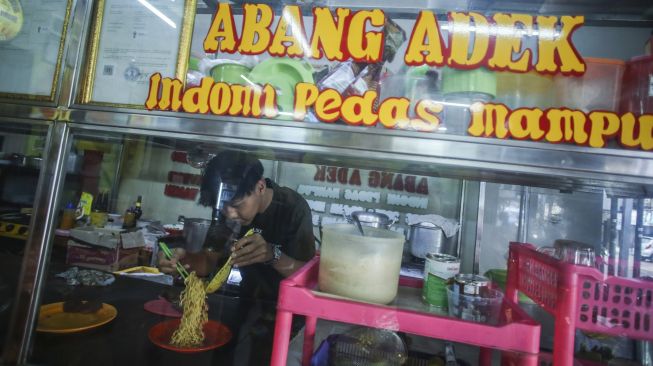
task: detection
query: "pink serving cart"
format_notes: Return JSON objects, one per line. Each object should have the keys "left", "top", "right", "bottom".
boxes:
{"left": 270, "top": 256, "right": 542, "bottom": 366}
{"left": 507, "top": 242, "right": 653, "bottom": 366}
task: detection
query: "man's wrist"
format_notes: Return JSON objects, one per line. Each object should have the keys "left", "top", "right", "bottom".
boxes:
{"left": 265, "top": 243, "right": 282, "bottom": 265}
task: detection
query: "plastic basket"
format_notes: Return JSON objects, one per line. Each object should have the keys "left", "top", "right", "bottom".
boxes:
{"left": 506, "top": 242, "right": 653, "bottom": 366}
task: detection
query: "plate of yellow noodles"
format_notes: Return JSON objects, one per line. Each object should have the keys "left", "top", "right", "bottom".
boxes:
{"left": 148, "top": 272, "right": 232, "bottom": 352}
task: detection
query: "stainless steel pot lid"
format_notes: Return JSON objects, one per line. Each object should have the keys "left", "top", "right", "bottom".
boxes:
{"left": 351, "top": 211, "right": 390, "bottom": 224}
{"left": 411, "top": 221, "right": 441, "bottom": 229}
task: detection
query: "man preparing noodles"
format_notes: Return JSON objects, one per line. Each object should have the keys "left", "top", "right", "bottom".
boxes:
{"left": 158, "top": 150, "right": 316, "bottom": 363}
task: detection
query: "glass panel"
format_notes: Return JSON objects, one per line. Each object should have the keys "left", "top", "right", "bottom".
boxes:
{"left": 0, "top": 0, "right": 71, "bottom": 101}
{"left": 21, "top": 125, "right": 653, "bottom": 364}
{"left": 147, "top": 2, "right": 653, "bottom": 153}
{"left": 0, "top": 122, "right": 49, "bottom": 359}
{"left": 25, "top": 129, "right": 464, "bottom": 365}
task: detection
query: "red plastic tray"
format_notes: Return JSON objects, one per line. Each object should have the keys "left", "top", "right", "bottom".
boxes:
{"left": 271, "top": 256, "right": 541, "bottom": 366}
{"left": 506, "top": 242, "right": 653, "bottom": 366}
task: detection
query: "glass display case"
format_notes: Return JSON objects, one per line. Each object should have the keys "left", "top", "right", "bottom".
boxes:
{"left": 0, "top": 120, "right": 49, "bottom": 358}
{"left": 1, "top": 1, "right": 653, "bottom": 365}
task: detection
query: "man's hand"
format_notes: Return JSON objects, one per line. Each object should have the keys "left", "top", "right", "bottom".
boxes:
{"left": 157, "top": 247, "right": 190, "bottom": 275}
{"left": 231, "top": 233, "right": 273, "bottom": 267}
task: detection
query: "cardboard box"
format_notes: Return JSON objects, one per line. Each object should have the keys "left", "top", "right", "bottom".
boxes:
{"left": 66, "top": 240, "right": 139, "bottom": 272}
{"left": 69, "top": 227, "right": 124, "bottom": 249}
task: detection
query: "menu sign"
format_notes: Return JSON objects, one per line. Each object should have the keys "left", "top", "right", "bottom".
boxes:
{"left": 144, "top": 4, "right": 653, "bottom": 151}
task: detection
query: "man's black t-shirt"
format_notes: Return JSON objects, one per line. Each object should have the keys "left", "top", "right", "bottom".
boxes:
{"left": 203, "top": 179, "right": 315, "bottom": 303}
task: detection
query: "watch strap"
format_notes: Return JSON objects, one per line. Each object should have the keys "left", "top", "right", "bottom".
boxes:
{"left": 265, "top": 243, "right": 282, "bottom": 265}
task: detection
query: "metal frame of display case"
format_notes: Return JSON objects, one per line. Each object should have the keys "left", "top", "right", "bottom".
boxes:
{"left": 2, "top": 0, "right": 653, "bottom": 364}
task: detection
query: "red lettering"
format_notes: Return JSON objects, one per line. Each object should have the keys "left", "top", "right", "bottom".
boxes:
{"left": 405, "top": 175, "right": 416, "bottom": 193}
{"left": 380, "top": 172, "right": 394, "bottom": 189}
{"left": 326, "top": 166, "right": 337, "bottom": 182}
{"left": 314, "top": 165, "right": 326, "bottom": 181}
{"left": 417, "top": 177, "right": 429, "bottom": 195}
{"left": 337, "top": 167, "right": 348, "bottom": 184}
{"left": 368, "top": 171, "right": 380, "bottom": 187}
{"left": 349, "top": 169, "right": 361, "bottom": 186}
{"left": 393, "top": 174, "right": 404, "bottom": 191}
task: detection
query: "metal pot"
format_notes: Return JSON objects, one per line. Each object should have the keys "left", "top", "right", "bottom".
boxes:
{"left": 178, "top": 215, "right": 211, "bottom": 253}
{"left": 349, "top": 210, "right": 391, "bottom": 229}
{"left": 409, "top": 222, "right": 445, "bottom": 259}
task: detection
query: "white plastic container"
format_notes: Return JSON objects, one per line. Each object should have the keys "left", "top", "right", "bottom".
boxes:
{"left": 554, "top": 57, "right": 625, "bottom": 112}
{"left": 318, "top": 224, "right": 405, "bottom": 304}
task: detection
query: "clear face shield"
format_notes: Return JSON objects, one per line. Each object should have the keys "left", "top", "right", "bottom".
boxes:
{"left": 213, "top": 180, "right": 242, "bottom": 234}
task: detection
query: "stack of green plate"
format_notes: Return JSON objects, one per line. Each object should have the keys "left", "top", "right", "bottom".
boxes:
{"left": 441, "top": 67, "right": 497, "bottom": 97}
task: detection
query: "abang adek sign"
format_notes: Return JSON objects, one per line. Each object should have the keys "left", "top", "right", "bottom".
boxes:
{"left": 144, "top": 3, "right": 653, "bottom": 151}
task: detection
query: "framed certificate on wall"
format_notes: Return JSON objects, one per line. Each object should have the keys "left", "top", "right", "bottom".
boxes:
{"left": 0, "top": 0, "right": 72, "bottom": 102}
{"left": 79, "top": 0, "right": 196, "bottom": 108}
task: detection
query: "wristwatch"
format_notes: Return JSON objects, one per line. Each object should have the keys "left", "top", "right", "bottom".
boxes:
{"left": 266, "top": 243, "right": 282, "bottom": 265}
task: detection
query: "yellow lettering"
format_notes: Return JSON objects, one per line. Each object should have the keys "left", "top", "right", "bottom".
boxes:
{"left": 159, "top": 77, "right": 184, "bottom": 111}
{"left": 340, "top": 91, "right": 378, "bottom": 126}
{"left": 228, "top": 84, "right": 256, "bottom": 117}
{"left": 315, "top": 89, "right": 342, "bottom": 122}
{"left": 545, "top": 109, "right": 588, "bottom": 144}
{"left": 203, "top": 3, "right": 238, "bottom": 53}
{"left": 293, "top": 83, "right": 319, "bottom": 120}
{"left": 404, "top": 11, "right": 445, "bottom": 66}
{"left": 378, "top": 98, "right": 410, "bottom": 128}
{"left": 311, "top": 8, "right": 350, "bottom": 61}
{"left": 208, "top": 82, "right": 231, "bottom": 115}
{"left": 588, "top": 111, "right": 620, "bottom": 148}
{"left": 448, "top": 12, "right": 490, "bottom": 67}
{"left": 347, "top": 10, "right": 385, "bottom": 63}
{"left": 269, "top": 6, "right": 306, "bottom": 57}
{"left": 238, "top": 4, "right": 273, "bottom": 55}
{"left": 467, "top": 103, "right": 509, "bottom": 137}
{"left": 413, "top": 100, "right": 443, "bottom": 132}
{"left": 145, "top": 73, "right": 161, "bottom": 110}
{"left": 262, "top": 84, "right": 278, "bottom": 119}
{"left": 620, "top": 113, "right": 653, "bottom": 150}
{"left": 488, "top": 14, "right": 533, "bottom": 72}
{"left": 508, "top": 108, "right": 544, "bottom": 140}
{"left": 535, "top": 16, "right": 585, "bottom": 74}
{"left": 181, "top": 77, "right": 213, "bottom": 114}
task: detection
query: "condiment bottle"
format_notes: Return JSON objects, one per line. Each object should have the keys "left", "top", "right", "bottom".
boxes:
{"left": 59, "top": 202, "right": 77, "bottom": 230}
{"left": 133, "top": 195, "right": 143, "bottom": 220}
{"left": 123, "top": 207, "right": 136, "bottom": 229}
{"left": 90, "top": 192, "right": 109, "bottom": 228}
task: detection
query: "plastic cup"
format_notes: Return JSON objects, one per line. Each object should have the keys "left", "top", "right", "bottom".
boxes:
{"left": 441, "top": 67, "right": 496, "bottom": 135}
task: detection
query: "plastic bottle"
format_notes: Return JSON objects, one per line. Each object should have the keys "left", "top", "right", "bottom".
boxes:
{"left": 60, "top": 202, "right": 77, "bottom": 230}
{"left": 133, "top": 195, "right": 143, "bottom": 220}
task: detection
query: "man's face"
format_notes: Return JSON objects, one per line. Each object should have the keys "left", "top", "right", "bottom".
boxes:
{"left": 222, "top": 181, "right": 263, "bottom": 226}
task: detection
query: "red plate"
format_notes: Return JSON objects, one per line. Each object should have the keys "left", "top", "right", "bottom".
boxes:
{"left": 144, "top": 298, "right": 182, "bottom": 318}
{"left": 148, "top": 319, "right": 232, "bottom": 353}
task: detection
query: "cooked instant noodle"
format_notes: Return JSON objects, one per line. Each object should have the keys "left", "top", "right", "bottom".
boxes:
{"left": 170, "top": 272, "right": 208, "bottom": 347}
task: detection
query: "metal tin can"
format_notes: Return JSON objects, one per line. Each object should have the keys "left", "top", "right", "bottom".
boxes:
{"left": 422, "top": 253, "right": 460, "bottom": 308}
{"left": 453, "top": 274, "right": 490, "bottom": 296}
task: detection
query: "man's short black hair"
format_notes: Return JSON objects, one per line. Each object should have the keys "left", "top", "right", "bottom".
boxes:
{"left": 199, "top": 150, "right": 264, "bottom": 207}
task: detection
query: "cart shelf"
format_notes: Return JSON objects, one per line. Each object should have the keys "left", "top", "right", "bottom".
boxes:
{"left": 507, "top": 242, "right": 653, "bottom": 366}
{"left": 271, "top": 256, "right": 541, "bottom": 366}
